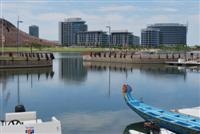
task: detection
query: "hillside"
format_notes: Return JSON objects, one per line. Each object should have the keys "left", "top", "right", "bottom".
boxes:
{"left": 0, "top": 18, "right": 58, "bottom": 47}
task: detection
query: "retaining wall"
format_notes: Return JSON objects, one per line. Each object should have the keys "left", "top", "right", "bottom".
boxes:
{"left": 83, "top": 52, "right": 200, "bottom": 64}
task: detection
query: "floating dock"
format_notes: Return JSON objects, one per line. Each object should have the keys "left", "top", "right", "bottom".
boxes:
{"left": 165, "top": 61, "right": 200, "bottom": 66}
{"left": 165, "top": 58, "right": 200, "bottom": 66}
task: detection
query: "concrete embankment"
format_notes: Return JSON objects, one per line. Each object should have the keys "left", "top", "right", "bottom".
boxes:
{"left": 83, "top": 51, "right": 200, "bottom": 64}
{"left": 0, "top": 52, "right": 54, "bottom": 69}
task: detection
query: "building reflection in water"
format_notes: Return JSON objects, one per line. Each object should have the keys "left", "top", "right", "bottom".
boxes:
{"left": 0, "top": 67, "right": 54, "bottom": 106}
{"left": 82, "top": 61, "right": 196, "bottom": 80}
{"left": 0, "top": 68, "right": 54, "bottom": 82}
{"left": 57, "top": 109, "right": 142, "bottom": 134}
{"left": 59, "top": 56, "right": 87, "bottom": 83}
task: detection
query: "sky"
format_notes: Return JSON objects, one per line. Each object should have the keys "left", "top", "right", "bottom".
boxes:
{"left": 1, "top": 0, "right": 200, "bottom": 45}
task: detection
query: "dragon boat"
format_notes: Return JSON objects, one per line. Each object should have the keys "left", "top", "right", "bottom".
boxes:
{"left": 122, "top": 84, "right": 200, "bottom": 134}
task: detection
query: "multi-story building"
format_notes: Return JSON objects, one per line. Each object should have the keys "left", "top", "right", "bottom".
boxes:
{"left": 110, "top": 30, "right": 139, "bottom": 47}
{"left": 141, "top": 28, "right": 160, "bottom": 46}
{"left": 141, "top": 23, "right": 187, "bottom": 46}
{"left": 29, "top": 25, "right": 39, "bottom": 38}
{"left": 77, "top": 31, "right": 108, "bottom": 46}
{"left": 110, "top": 30, "right": 132, "bottom": 47}
{"left": 59, "top": 18, "right": 87, "bottom": 46}
{"left": 133, "top": 35, "right": 140, "bottom": 45}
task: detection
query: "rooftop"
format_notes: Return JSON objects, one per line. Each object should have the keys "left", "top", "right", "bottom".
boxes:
{"left": 29, "top": 25, "right": 39, "bottom": 28}
{"left": 78, "top": 30, "right": 106, "bottom": 33}
{"left": 64, "top": 18, "right": 85, "bottom": 22}
{"left": 148, "top": 23, "right": 187, "bottom": 27}
{"left": 111, "top": 30, "right": 132, "bottom": 34}
{"left": 141, "top": 28, "right": 160, "bottom": 32}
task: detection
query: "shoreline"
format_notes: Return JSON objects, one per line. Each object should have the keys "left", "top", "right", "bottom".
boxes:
{"left": 1, "top": 46, "right": 200, "bottom": 53}
{"left": 83, "top": 51, "right": 200, "bottom": 65}
{"left": 0, "top": 52, "right": 54, "bottom": 69}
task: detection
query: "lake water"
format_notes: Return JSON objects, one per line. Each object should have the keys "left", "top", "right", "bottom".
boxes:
{"left": 0, "top": 53, "right": 199, "bottom": 134}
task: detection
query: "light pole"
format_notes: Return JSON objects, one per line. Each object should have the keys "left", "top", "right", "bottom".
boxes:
{"left": 106, "top": 26, "right": 111, "bottom": 51}
{"left": 17, "top": 16, "right": 23, "bottom": 54}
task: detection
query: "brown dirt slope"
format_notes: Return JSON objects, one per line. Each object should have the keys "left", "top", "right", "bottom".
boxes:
{"left": 0, "top": 18, "right": 58, "bottom": 47}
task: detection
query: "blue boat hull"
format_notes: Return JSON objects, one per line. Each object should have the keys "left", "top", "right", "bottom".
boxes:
{"left": 123, "top": 84, "right": 200, "bottom": 134}
{"left": 126, "top": 102, "right": 199, "bottom": 134}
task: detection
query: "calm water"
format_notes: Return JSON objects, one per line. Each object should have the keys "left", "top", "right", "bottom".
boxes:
{"left": 0, "top": 53, "right": 199, "bottom": 134}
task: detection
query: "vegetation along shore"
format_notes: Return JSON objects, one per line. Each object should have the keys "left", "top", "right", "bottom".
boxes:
{"left": 1, "top": 45, "right": 200, "bottom": 53}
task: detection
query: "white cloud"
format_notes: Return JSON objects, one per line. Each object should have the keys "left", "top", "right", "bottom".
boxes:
{"left": 36, "top": 13, "right": 67, "bottom": 21}
{"left": 162, "top": 8, "right": 178, "bottom": 12}
{"left": 98, "top": 5, "right": 135, "bottom": 12}
{"left": 187, "top": 14, "right": 200, "bottom": 45}
{"left": 137, "top": 7, "right": 178, "bottom": 12}
{"left": 149, "top": 15, "right": 172, "bottom": 23}
{"left": 2, "top": 1, "right": 199, "bottom": 45}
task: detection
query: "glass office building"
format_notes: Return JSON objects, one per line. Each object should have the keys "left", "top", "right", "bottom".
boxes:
{"left": 111, "top": 30, "right": 139, "bottom": 47}
{"left": 59, "top": 18, "right": 88, "bottom": 46}
{"left": 141, "top": 28, "right": 160, "bottom": 46}
{"left": 133, "top": 35, "right": 140, "bottom": 45}
{"left": 77, "top": 31, "right": 108, "bottom": 46}
{"left": 29, "top": 25, "right": 39, "bottom": 38}
{"left": 147, "top": 23, "right": 187, "bottom": 46}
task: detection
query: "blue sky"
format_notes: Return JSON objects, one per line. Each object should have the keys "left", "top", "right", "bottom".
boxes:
{"left": 1, "top": 0, "right": 200, "bottom": 45}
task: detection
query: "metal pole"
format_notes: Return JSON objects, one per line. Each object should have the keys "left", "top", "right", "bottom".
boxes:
{"left": 125, "top": 34, "right": 128, "bottom": 81}
{"left": 106, "top": 26, "right": 111, "bottom": 98}
{"left": 17, "top": 16, "right": 19, "bottom": 54}
{"left": 106, "top": 26, "right": 111, "bottom": 51}
{"left": 17, "top": 16, "right": 23, "bottom": 54}
{"left": 31, "top": 73, "right": 33, "bottom": 88}
{"left": 17, "top": 75, "right": 20, "bottom": 105}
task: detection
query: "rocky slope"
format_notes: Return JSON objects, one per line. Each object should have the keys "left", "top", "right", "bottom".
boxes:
{"left": 0, "top": 18, "right": 58, "bottom": 47}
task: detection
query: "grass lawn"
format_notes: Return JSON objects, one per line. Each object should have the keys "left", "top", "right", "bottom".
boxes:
{"left": 1, "top": 45, "right": 199, "bottom": 53}
{"left": 2, "top": 47, "right": 107, "bottom": 53}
